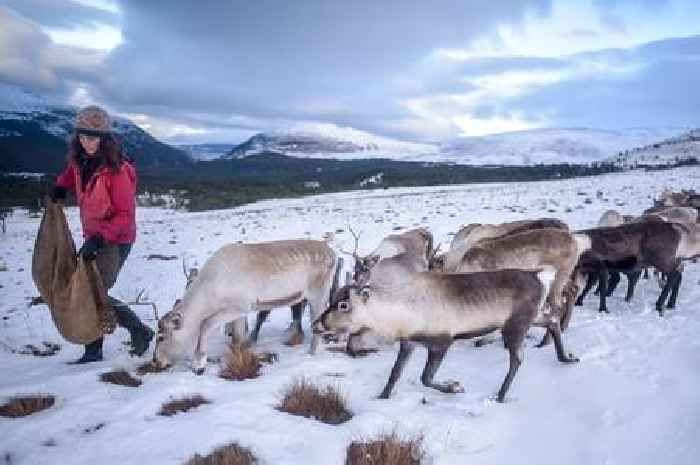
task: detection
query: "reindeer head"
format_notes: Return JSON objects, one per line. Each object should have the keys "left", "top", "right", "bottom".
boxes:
{"left": 153, "top": 305, "right": 186, "bottom": 369}
{"left": 313, "top": 284, "right": 370, "bottom": 336}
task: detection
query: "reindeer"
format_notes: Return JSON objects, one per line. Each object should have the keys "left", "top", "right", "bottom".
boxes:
{"left": 182, "top": 260, "right": 305, "bottom": 346}
{"left": 440, "top": 218, "right": 568, "bottom": 272}
{"left": 314, "top": 266, "right": 578, "bottom": 403}
{"left": 576, "top": 221, "right": 700, "bottom": 315}
{"left": 455, "top": 228, "right": 590, "bottom": 346}
{"left": 155, "top": 240, "right": 342, "bottom": 373}
{"left": 576, "top": 210, "right": 643, "bottom": 305}
{"left": 341, "top": 227, "right": 435, "bottom": 356}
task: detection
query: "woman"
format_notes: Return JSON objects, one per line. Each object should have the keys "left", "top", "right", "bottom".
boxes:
{"left": 51, "top": 105, "right": 153, "bottom": 364}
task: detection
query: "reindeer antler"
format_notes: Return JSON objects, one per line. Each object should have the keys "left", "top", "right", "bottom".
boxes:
{"left": 338, "top": 226, "right": 362, "bottom": 259}
{"left": 127, "top": 288, "right": 159, "bottom": 322}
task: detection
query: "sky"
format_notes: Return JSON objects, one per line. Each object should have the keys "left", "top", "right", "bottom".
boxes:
{"left": 0, "top": 0, "right": 698, "bottom": 144}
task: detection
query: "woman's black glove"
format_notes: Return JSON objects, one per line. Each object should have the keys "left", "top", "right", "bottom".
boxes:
{"left": 50, "top": 186, "right": 67, "bottom": 203}
{"left": 78, "top": 235, "right": 104, "bottom": 262}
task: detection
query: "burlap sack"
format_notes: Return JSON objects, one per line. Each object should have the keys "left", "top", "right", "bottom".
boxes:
{"left": 31, "top": 199, "right": 116, "bottom": 344}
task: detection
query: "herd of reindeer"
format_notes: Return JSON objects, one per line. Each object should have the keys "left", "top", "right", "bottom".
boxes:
{"left": 151, "top": 189, "right": 700, "bottom": 403}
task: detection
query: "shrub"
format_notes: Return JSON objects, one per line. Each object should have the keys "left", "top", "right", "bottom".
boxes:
{"left": 276, "top": 378, "right": 352, "bottom": 425}
{"left": 345, "top": 432, "right": 424, "bottom": 465}
{"left": 0, "top": 395, "right": 55, "bottom": 418}
{"left": 100, "top": 369, "right": 142, "bottom": 387}
{"left": 186, "top": 442, "right": 257, "bottom": 465}
{"left": 158, "top": 395, "right": 210, "bottom": 417}
{"left": 219, "top": 344, "right": 262, "bottom": 381}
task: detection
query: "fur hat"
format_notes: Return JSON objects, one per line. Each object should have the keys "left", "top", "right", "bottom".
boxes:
{"left": 75, "top": 106, "right": 112, "bottom": 133}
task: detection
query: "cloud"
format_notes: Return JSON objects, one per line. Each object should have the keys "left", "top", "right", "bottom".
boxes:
{"left": 0, "top": 7, "right": 104, "bottom": 93}
{"left": 1, "top": 0, "right": 699, "bottom": 143}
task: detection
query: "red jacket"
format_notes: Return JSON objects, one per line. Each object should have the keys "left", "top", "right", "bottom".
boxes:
{"left": 56, "top": 160, "right": 137, "bottom": 244}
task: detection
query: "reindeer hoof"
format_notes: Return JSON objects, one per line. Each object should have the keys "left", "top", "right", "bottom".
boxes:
{"left": 194, "top": 368, "right": 205, "bottom": 376}
{"left": 559, "top": 353, "right": 579, "bottom": 363}
{"left": 378, "top": 392, "right": 391, "bottom": 400}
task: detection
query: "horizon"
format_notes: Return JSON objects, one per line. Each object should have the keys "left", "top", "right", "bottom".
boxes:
{"left": 1, "top": 1, "right": 699, "bottom": 146}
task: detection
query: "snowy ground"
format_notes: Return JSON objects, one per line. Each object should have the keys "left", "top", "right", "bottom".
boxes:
{"left": 1, "top": 167, "right": 700, "bottom": 465}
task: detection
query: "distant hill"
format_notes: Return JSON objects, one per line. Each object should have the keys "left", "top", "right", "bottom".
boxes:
{"left": 607, "top": 129, "right": 700, "bottom": 167}
{"left": 0, "top": 84, "right": 191, "bottom": 173}
{"left": 223, "top": 122, "right": 437, "bottom": 160}
{"left": 224, "top": 124, "right": 685, "bottom": 166}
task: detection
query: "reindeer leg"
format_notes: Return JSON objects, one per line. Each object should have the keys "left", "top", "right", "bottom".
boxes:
{"left": 379, "top": 339, "right": 416, "bottom": 399}
{"left": 498, "top": 314, "right": 530, "bottom": 402}
{"left": 656, "top": 277, "right": 673, "bottom": 316}
{"left": 598, "top": 268, "right": 610, "bottom": 313}
{"left": 606, "top": 271, "right": 621, "bottom": 297}
{"left": 547, "top": 321, "right": 579, "bottom": 363}
{"left": 248, "top": 311, "right": 270, "bottom": 345}
{"left": 624, "top": 270, "right": 641, "bottom": 302}
{"left": 420, "top": 341, "right": 462, "bottom": 394}
{"left": 643, "top": 267, "right": 649, "bottom": 279}
{"left": 192, "top": 313, "right": 225, "bottom": 375}
{"left": 576, "top": 273, "right": 596, "bottom": 306}
{"left": 284, "top": 302, "right": 305, "bottom": 347}
{"left": 666, "top": 270, "right": 682, "bottom": 309}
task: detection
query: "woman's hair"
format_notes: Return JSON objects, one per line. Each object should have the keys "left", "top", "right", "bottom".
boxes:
{"left": 67, "top": 133, "right": 123, "bottom": 171}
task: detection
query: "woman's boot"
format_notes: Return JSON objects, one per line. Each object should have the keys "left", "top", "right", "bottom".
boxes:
{"left": 70, "top": 337, "right": 103, "bottom": 364}
{"left": 114, "top": 304, "right": 154, "bottom": 356}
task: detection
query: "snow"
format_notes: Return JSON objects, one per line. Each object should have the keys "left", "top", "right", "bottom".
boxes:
{"left": 2, "top": 167, "right": 700, "bottom": 464}
{"left": 437, "top": 127, "right": 686, "bottom": 166}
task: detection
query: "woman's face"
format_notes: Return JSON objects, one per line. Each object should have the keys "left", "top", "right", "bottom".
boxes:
{"left": 79, "top": 134, "right": 101, "bottom": 156}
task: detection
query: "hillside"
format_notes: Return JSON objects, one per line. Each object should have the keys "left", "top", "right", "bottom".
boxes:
{"left": 225, "top": 125, "right": 684, "bottom": 166}
{"left": 0, "top": 85, "right": 191, "bottom": 173}
{"left": 608, "top": 129, "right": 700, "bottom": 167}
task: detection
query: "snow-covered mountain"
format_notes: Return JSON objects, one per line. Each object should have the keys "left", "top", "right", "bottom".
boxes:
{"left": 177, "top": 143, "right": 236, "bottom": 161}
{"left": 223, "top": 123, "right": 438, "bottom": 160}
{"left": 435, "top": 127, "right": 686, "bottom": 166}
{"left": 225, "top": 125, "right": 685, "bottom": 166}
{"left": 0, "top": 84, "right": 191, "bottom": 173}
{"left": 607, "top": 129, "right": 700, "bottom": 167}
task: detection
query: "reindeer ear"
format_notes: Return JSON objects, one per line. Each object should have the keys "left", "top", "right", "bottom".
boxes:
{"left": 367, "top": 255, "right": 381, "bottom": 268}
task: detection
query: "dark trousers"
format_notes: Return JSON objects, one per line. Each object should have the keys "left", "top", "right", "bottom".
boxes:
{"left": 95, "top": 243, "right": 132, "bottom": 308}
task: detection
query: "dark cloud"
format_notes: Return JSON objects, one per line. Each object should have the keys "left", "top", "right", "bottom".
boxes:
{"left": 94, "top": 0, "right": 551, "bottom": 134}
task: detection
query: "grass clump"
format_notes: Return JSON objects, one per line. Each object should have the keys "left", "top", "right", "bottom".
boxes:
{"left": 0, "top": 395, "right": 55, "bottom": 418}
{"left": 345, "top": 432, "right": 424, "bottom": 465}
{"left": 186, "top": 442, "right": 257, "bottom": 465}
{"left": 100, "top": 369, "right": 142, "bottom": 387}
{"left": 158, "top": 394, "right": 210, "bottom": 417}
{"left": 276, "top": 378, "right": 352, "bottom": 425}
{"left": 219, "top": 344, "right": 262, "bottom": 381}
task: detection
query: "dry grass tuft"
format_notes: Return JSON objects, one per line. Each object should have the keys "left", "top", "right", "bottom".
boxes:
{"left": 0, "top": 394, "right": 55, "bottom": 418}
{"left": 136, "top": 361, "right": 168, "bottom": 375}
{"left": 186, "top": 442, "right": 257, "bottom": 465}
{"left": 100, "top": 369, "right": 142, "bottom": 387}
{"left": 276, "top": 378, "right": 352, "bottom": 425}
{"left": 345, "top": 432, "right": 424, "bottom": 465}
{"left": 18, "top": 341, "right": 60, "bottom": 357}
{"left": 219, "top": 344, "right": 266, "bottom": 381}
{"left": 158, "top": 394, "right": 210, "bottom": 417}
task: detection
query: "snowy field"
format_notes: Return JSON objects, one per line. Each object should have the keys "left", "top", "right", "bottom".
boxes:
{"left": 1, "top": 166, "right": 700, "bottom": 465}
